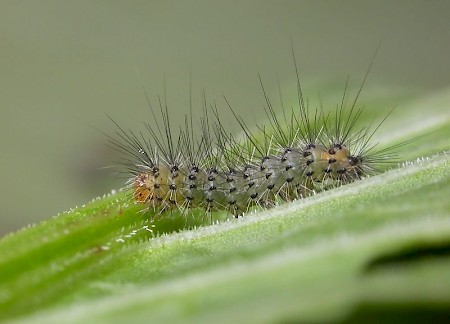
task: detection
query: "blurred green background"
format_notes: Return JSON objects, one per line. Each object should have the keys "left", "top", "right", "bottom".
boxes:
{"left": 1, "top": 0, "right": 449, "bottom": 236}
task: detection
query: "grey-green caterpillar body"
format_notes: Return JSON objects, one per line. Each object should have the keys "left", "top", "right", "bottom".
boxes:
{"left": 107, "top": 53, "right": 403, "bottom": 218}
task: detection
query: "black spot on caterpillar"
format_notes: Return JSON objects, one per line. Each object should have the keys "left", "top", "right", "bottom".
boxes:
{"left": 106, "top": 50, "right": 404, "bottom": 219}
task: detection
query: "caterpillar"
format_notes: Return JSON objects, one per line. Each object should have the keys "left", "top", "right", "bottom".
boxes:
{"left": 107, "top": 54, "right": 401, "bottom": 219}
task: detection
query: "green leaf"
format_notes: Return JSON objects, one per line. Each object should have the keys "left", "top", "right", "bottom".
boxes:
{"left": 1, "top": 87, "right": 449, "bottom": 323}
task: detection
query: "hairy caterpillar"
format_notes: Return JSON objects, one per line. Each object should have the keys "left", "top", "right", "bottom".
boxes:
{"left": 107, "top": 54, "right": 402, "bottom": 219}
